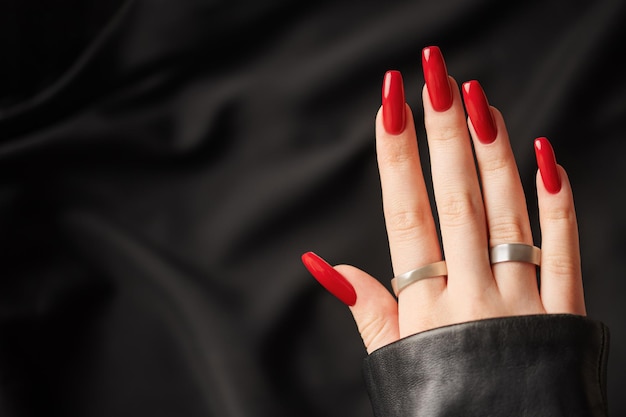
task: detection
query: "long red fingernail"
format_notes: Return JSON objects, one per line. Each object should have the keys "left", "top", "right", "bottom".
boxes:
{"left": 462, "top": 80, "right": 497, "bottom": 144}
{"left": 422, "top": 46, "right": 453, "bottom": 112}
{"left": 382, "top": 70, "right": 406, "bottom": 134}
{"left": 301, "top": 252, "right": 357, "bottom": 306}
{"left": 534, "top": 137, "right": 561, "bottom": 193}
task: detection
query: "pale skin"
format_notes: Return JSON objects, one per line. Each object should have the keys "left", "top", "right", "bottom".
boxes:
{"left": 335, "top": 77, "right": 586, "bottom": 354}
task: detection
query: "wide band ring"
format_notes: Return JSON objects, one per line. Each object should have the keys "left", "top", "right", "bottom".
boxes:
{"left": 391, "top": 261, "right": 447, "bottom": 297}
{"left": 489, "top": 243, "right": 541, "bottom": 266}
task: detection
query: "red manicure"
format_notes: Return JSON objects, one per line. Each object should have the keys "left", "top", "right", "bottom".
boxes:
{"left": 534, "top": 137, "right": 561, "bottom": 194}
{"left": 462, "top": 80, "right": 497, "bottom": 144}
{"left": 382, "top": 70, "right": 406, "bottom": 134}
{"left": 301, "top": 252, "right": 357, "bottom": 306}
{"left": 422, "top": 46, "right": 453, "bottom": 112}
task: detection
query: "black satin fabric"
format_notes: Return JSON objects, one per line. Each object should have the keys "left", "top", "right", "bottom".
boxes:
{"left": 1, "top": 1, "right": 625, "bottom": 416}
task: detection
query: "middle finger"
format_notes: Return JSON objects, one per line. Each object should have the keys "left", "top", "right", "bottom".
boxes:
{"left": 422, "top": 53, "right": 492, "bottom": 294}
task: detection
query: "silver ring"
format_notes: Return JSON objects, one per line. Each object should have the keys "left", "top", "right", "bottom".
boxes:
{"left": 391, "top": 261, "right": 447, "bottom": 297}
{"left": 489, "top": 243, "right": 541, "bottom": 266}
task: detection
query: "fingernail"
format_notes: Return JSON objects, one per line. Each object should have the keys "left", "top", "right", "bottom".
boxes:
{"left": 462, "top": 80, "right": 497, "bottom": 144}
{"left": 422, "top": 46, "right": 453, "bottom": 112}
{"left": 301, "top": 252, "right": 357, "bottom": 306}
{"left": 382, "top": 70, "right": 406, "bottom": 135}
{"left": 534, "top": 137, "right": 561, "bottom": 193}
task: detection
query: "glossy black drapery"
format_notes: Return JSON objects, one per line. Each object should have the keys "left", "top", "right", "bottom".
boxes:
{"left": 1, "top": 1, "right": 625, "bottom": 416}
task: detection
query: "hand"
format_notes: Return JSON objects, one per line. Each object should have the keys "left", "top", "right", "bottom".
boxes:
{"left": 302, "top": 46, "right": 586, "bottom": 354}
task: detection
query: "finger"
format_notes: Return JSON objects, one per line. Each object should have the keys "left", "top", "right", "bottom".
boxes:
{"left": 377, "top": 71, "right": 442, "bottom": 276}
{"left": 534, "top": 138, "right": 586, "bottom": 315}
{"left": 300, "top": 252, "right": 400, "bottom": 353}
{"left": 335, "top": 264, "right": 400, "bottom": 353}
{"left": 464, "top": 81, "right": 540, "bottom": 305}
{"left": 378, "top": 70, "right": 445, "bottom": 337}
{"left": 423, "top": 77, "right": 492, "bottom": 293}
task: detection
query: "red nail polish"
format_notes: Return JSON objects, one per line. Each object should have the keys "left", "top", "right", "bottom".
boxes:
{"left": 422, "top": 46, "right": 453, "bottom": 112}
{"left": 301, "top": 252, "right": 357, "bottom": 306}
{"left": 534, "top": 137, "right": 561, "bottom": 193}
{"left": 462, "top": 80, "right": 497, "bottom": 144}
{"left": 382, "top": 70, "right": 406, "bottom": 134}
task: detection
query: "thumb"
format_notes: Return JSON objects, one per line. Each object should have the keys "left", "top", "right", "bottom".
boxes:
{"left": 301, "top": 252, "right": 399, "bottom": 353}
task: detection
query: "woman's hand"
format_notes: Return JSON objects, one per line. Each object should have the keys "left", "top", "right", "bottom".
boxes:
{"left": 302, "top": 46, "right": 586, "bottom": 354}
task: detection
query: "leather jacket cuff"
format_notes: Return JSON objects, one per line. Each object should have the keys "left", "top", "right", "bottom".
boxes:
{"left": 363, "top": 314, "right": 610, "bottom": 417}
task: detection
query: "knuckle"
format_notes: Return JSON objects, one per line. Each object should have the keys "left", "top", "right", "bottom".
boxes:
{"left": 357, "top": 312, "right": 396, "bottom": 351}
{"left": 385, "top": 206, "right": 431, "bottom": 237}
{"left": 378, "top": 140, "right": 416, "bottom": 167}
{"left": 429, "top": 124, "right": 468, "bottom": 144}
{"left": 488, "top": 217, "right": 529, "bottom": 244}
{"left": 541, "top": 252, "right": 579, "bottom": 279}
{"left": 545, "top": 206, "right": 577, "bottom": 225}
{"left": 438, "top": 190, "right": 483, "bottom": 228}
{"left": 480, "top": 155, "right": 511, "bottom": 175}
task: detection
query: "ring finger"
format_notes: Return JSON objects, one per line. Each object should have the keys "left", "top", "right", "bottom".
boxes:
{"left": 463, "top": 80, "right": 543, "bottom": 308}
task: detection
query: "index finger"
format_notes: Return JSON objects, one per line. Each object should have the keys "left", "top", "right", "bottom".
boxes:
{"left": 377, "top": 71, "right": 444, "bottom": 295}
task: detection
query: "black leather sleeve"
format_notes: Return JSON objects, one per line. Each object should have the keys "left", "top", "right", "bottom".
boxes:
{"left": 362, "top": 314, "right": 610, "bottom": 417}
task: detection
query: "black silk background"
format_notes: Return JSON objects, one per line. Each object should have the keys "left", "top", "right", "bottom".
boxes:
{"left": 1, "top": 1, "right": 625, "bottom": 416}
